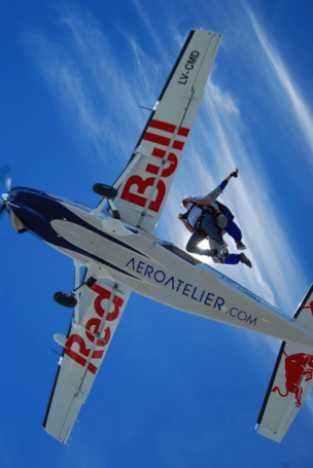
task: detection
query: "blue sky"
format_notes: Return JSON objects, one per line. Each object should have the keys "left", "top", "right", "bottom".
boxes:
{"left": 1, "top": 1, "right": 313, "bottom": 467}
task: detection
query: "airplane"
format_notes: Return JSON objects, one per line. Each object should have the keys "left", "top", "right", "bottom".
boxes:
{"left": 1, "top": 28, "right": 313, "bottom": 445}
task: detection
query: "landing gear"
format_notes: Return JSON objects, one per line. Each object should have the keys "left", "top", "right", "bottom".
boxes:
{"left": 53, "top": 292, "right": 77, "bottom": 308}
{"left": 92, "top": 183, "right": 117, "bottom": 199}
{"left": 53, "top": 277, "right": 96, "bottom": 308}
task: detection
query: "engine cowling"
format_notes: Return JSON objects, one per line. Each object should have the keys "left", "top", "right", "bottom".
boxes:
{"left": 10, "top": 211, "right": 27, "bottom": 233}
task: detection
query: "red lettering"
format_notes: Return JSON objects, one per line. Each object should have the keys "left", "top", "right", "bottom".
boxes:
{"left": 178, "top": 126, "right": 189, "bottom": 137}
{"left": 85, "top": 317, "right": 100, "bottom": 343}
{"left": 65, "top": 334, "right": 90, "bottom": 367}
{"left": 146, "top": 153, "right": 177, "bottom": 178}
{"left": 149, "top": 180, "right": 166, "bottom": 212}
{"left": 160, "top": 153, "right": 177, "bottom": 177}
{"left": 172, "top": 140, "right": 184, "bottom": 150}
{"left": 120, "top": 120, "right": 189, "bottom": 213}
{"left": 121, "top": 175, "right": 166, "bottom": 212}
{"left": 96, "top": 326, "right": 111, "bottom": 347}
{"left": 120, "top": 175, "right": 154, "bottom": 207}
{"left": 64, "top": 334, "right": 98, "bottom": 374}
{"left": 152, "top": 147, "right": 166, "bottom": 158}
{"left": 85, "top": 318, "right": 111, "bottom": 347}
{"left": 90, "top": 283, "right": 124, "bottom": 321}
{"left": 149, "top": 119, "right": 176, "bottom": 133}
{"left": 91, "top": 349, "right": 104, "bottom": 360}
{"left": 107, "top": 296, "right": 124, "bottom": 321}
{"left": 87, "top": 363, "right": 97, "bottom": 374}
{"left": 146, "top": 163, "right": 159, "bottom": 175}
{"left": 64, "top": 284, "right": 124, "bottom": 374}
{"left": 143, "top": 132, "right": 170, "bottom": 146}
{"left": 90, "top": 283, "right": 111, "bottom": 318}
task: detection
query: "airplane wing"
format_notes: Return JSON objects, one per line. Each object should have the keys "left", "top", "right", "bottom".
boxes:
{"left": 43, "top": 265, "right": 130, "bottom": 444}
{"left": 256, "top": 286, "right": 313, "bottom": 442}
{"left": 108, "top": 29, "right": 222, "bottom": 232}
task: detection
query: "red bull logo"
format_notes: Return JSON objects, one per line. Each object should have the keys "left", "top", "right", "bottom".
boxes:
{"left": 304, "top": 300, "right": 313, "bottom": 316}
{"left": 272, "top": 351, "right": 313, "bottom": 407}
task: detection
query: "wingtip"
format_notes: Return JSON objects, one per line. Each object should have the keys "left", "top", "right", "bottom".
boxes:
{"left": 256, "top": 424, "right": 283, "bottom": 443}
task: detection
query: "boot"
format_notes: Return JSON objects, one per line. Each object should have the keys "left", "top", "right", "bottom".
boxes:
{"left": 236, "top": 240, "right": 247, "bottom": 251}
{"left": 240, "top": 253, "right": 252, "bottom": 268}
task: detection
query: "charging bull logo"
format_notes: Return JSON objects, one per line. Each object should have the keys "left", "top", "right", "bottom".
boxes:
{"left": 304, "top": 301, "right": 313, "bottom": 315}
{"left": 272, "top": 351, "right": 313, "bottom": 407}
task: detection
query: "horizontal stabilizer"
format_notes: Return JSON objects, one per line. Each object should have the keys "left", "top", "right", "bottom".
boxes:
{"left": 256, "top": 285, "right": 313, "bottom": 442}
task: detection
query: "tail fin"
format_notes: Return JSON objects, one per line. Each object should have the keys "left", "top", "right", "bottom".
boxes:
{"left": 256, "top": 285, "right": 313, "bottom": 442}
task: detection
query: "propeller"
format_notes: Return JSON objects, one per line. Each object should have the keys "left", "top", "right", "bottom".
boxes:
{"left": 0, "top": 165, "right": 11, "bottom": 190}
{"left": 0, "top": 165, "right": 12, "bottom": 216}
{"left": 0, "top": 201, "right": 5, "bottom": 216}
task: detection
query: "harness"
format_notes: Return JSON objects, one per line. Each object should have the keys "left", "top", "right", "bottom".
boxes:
{"left": 184, "top": 201, "right": 233, "bottom": 263}
{"left": 216, "top": 201, "right": 234, "bottom": 221}
{"left": 196, "top": 205, "right": 228, "bottom": 232}
{"left": 184, "top": 202, "right": 230, "bottom": 240}
{"left": 195, "top": 205, "right": 216, "bottom": 234}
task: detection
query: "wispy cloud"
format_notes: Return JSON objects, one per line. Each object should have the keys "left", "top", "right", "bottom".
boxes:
{"left": 28, "top": 3, "right": 307, "bottom": 335}
{"left": 208, "top": 81, "right": 240, "bottom": 115}
{"left": 160, "top": 74, "right": 304, "bottom": 312}
{"left": 26, "top": 33, "right": 112, "bottom": 157}
{"left": 132, "top": 0, "right": 172, "bottom": 63}
{"left": 21, "top": 0, "right": 313, "bottom": 438}
{"left": 244, "top": 4, "right": 313, "bottom": 167}
{"left": 26, "top": 8, "right": 150, "bottom": 163}
{"left": 155, "top": 24, "right": 304, "bottom": 313}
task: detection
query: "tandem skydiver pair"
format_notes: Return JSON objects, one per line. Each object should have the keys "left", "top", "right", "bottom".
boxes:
{"left": 179, "top": 169, "right": 252, "bottom": 268}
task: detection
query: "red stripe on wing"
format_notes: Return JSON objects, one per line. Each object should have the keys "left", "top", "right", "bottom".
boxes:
{"left": 149, "top": 119, "right": 176, "bottom": 133}
{"left": 152, "top": 148, "right": 166, "bottom": 158}
{"left": 143, "top": 132, "right": 171, "bottom": 146}
{"left": 172, "top": 140, "right": 185, "bottom": 150}
{"left": 178, "top": 127, "right": 190, "bottom": 137}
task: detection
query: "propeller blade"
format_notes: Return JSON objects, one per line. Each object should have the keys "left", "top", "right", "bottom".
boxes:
{"left": 0, "top": 165, "right": 12, "bottom": 192}
{"left": 4, "top": 175, "right": 12, "bottom": 192}
{"left": 0, "top": 202, "right": 6, "bottom": 216}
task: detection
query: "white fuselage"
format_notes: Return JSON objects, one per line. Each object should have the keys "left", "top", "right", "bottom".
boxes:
{"left": 48, "top": 202, "right": 313, "bottom": 348}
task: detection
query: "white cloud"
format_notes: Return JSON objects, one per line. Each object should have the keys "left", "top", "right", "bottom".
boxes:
{"left": 244, "top": 4, "right": 313, "bottom": 167}
{"left": 43, "top": 4, "right": 305, "bottom": 314}
{"left": 208, "top": 80, "right": 240, "bottom": 115}
{"left": 26, "top": 33, "right": 113, "bottom": 159}
{"left": 26, "top": 9, "right": 151, "bottom": 162}
{"left": 158, "top": 60, "right": 307, "bottom": 322}
{"left": 132, "top": 0, "right": 171, "bottom": 62}
{"left": 23, "top": 0, "right": 313, "bottom": 428}
{"left": 28, "top": 4, "right": 307, "bottom": 348}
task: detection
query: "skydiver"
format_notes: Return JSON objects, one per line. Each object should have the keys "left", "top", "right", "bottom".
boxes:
{"left": 178, "top": 170, "right": 252, "bottom": 267}
{"left": 182, "top": 169, "right": 246, "bottom": 249}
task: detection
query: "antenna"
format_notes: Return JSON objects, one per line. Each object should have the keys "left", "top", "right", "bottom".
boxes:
{"left": 139, "top": 105, "right": 154, "bottom": 112}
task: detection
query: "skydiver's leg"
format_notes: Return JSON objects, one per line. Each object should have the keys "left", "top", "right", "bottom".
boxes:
{"left": 225, "top": 220, "right": 242, "bottom": 242}
{"left": 223, "top": 254, "right": 241, "bottom": 265}
{"left": 225, "top": 220, "right": 246, "bottom": 250}
{"left": 200, "top": 214, "right": 224, "bottom": 245}
{"left": 186, "top": 232, "right": 210, "bottom": 256}
{"left": 223, "top": 253, "right": 252, "bottom": 268}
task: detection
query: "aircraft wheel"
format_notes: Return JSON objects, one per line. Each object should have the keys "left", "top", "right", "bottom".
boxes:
{"left": 53, "top": 292, "right": 77, "bottom": 308}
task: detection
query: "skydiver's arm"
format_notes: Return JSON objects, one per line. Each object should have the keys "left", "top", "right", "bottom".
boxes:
{"left": 182, "top": 219, "right": 194, "bottom": 233}
{"left": 178, "top": 214, "right": 194, "bottom": 233}
{"left": 188, "top": 169, "right": 239, "bottom": 206}
{"left": 185, "top": 221, "right": 194, "bottom": 233}
{"left": 220, "top": 168, "right": 239, "bottom": 190}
